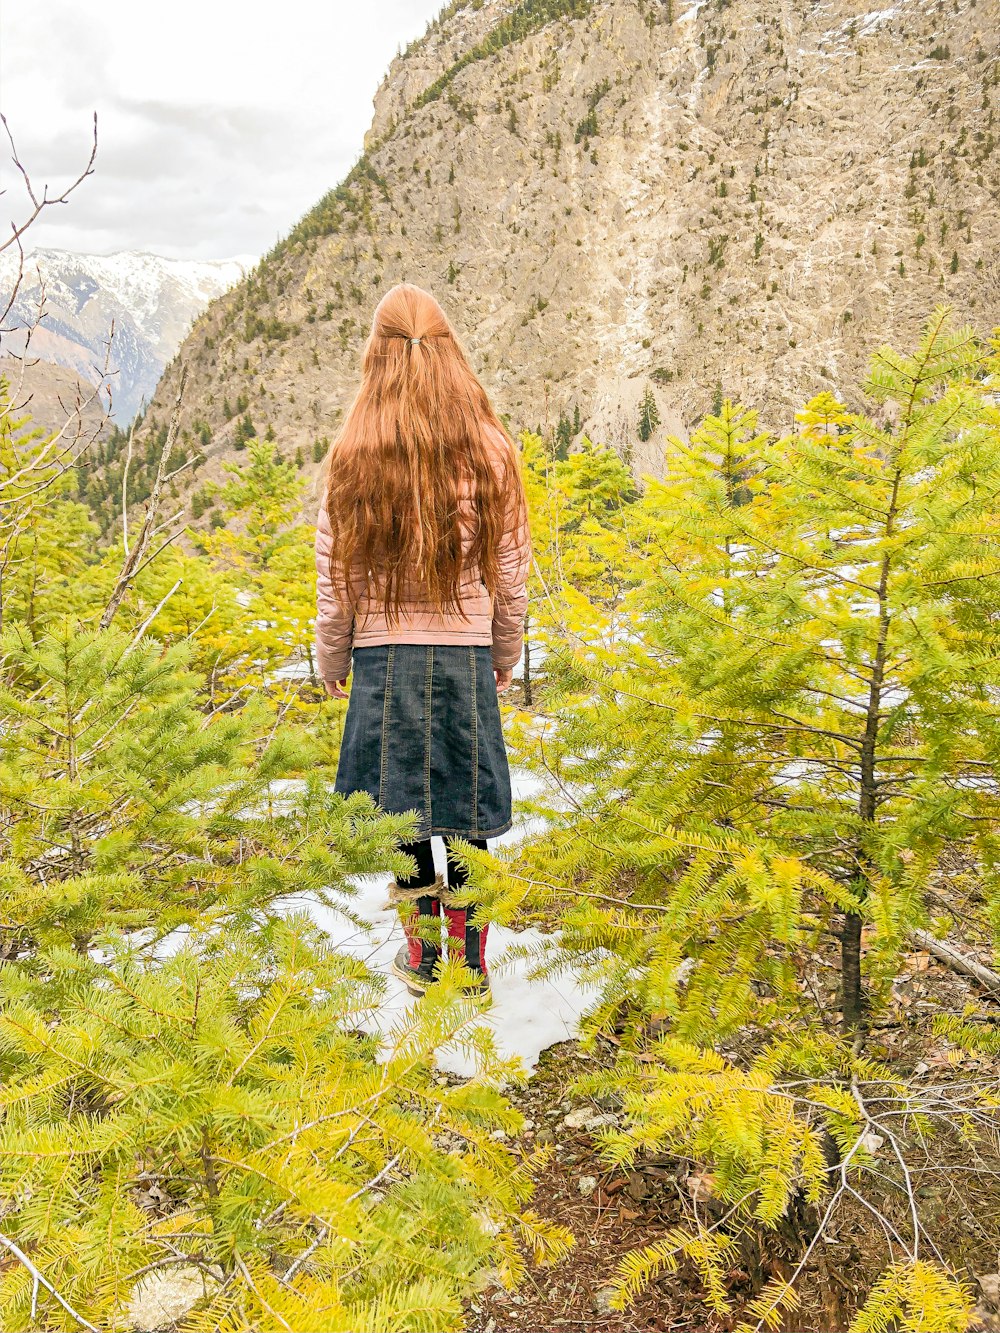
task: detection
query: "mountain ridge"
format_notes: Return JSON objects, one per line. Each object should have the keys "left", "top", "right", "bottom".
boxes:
{"left": 0, "top": 247, "right": 255, "bottom": 424}
{"left": 135, "top": 0, "right": 1000, "bottom": 489}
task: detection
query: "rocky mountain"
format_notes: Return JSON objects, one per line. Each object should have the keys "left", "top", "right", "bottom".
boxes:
{"left": 0, "top": 249, "right": 255, "bottom": 425}
{"left": 0, "top": 355, "right": 108, "bottom": 449}
{"left": 141, "top": 0, "right": 999, "bottom": 485}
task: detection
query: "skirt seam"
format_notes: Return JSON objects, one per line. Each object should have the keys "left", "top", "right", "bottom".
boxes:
{"left": 424, "top": 645, "right": 434, "bottom": 827}
{"left": 470, "top": 646, "right": 479, "bottom": 836}
{"left": 378, "top": 644, "right": 395, "bottom": 807}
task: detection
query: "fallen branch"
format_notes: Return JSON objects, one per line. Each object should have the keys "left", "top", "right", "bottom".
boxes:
{"left": 911, "top": 928, "right": 1000, "bottom": 997}
{"left": 0, "top": 1231, "right": 101, "bottom": 1332}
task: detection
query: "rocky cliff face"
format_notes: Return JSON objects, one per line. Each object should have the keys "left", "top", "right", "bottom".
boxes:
{"left": 0, "top": 355, "right": 108, "bottom": 447}
{"left": 142, "top": 0, "right": 1000, "bottom": 486}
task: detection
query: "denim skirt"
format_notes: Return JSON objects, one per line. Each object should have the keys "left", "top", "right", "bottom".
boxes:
{"left": 334, "top": 644, "right": 513, "bottom": 839}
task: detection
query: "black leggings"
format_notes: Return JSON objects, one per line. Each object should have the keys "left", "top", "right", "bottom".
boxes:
{"left": 397, "top": 837, "right": 488, "bottom": 892}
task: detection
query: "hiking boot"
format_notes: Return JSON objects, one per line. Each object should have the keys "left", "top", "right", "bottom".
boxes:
{"left": 443, "top": 904, "right": 491, "bottom": 996}
{"left": 388, "top": 874, "right": 444, "bottom": 997}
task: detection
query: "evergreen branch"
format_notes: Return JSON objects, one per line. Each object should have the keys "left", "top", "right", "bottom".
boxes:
{"left": 722, "top": 522, "right": 881, "bottom": 595}
{"left": 280, "top": 1224, "right": 328, "bottom": 1284}
{"left": 601, "top": 676, "right": 866, "bottom": 748}
{"left": 498, "top": 863, "right": 672, "bottom": 912}
{"left": 925, "top": 566, "right": 1000, "bottom": 587}
{"left": 345, "top": 1150, "right": 405, "bottom": 1204}
{"left": 761, "top": 450, "right": 891, "bottom": 521}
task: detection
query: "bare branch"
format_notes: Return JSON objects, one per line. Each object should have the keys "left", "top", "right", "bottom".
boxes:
{"left": 0, "top": 111, "right": 98, "bottom": 257}
{"left": 100, "top": 364, "right": 189, "bottom": 629}
{"left": 0, "top": 1231, "right": 101, "bottom": 1332}
{"left": 119, "top": 414, "right": 138, "bottom": 557}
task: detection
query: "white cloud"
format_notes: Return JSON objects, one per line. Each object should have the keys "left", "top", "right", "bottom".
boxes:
{"left": 0, "top": 0, "right": 444, "bottom": 260}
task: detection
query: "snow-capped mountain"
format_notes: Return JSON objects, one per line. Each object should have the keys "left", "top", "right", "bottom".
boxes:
{"left": 0, "top": 248, "right": 257, "bottom": 424}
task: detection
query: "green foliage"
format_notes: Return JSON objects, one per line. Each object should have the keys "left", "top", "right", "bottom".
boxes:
{"left": 0, "top": 622, "right": 363, "bottom": 958}
{"left": 573, "top": 104, "right": 599, "bottom": 145}
{"left": 513, "top": 432, "right": 640, "bottom": 709}
{"left": 486, "top": 308, "right": 1000, "bottom": 1323}
{"left": 243, "top": 313, "right": 298, "bottom": 344}
{"left": 0, "top": 376, "right": 101, "bottom": 630}
{"left": 510, "top": 308, "right": 1000, "bottom": 1027}
{"left": 0, "top": 916, "right": 570, "bottom": 1331}
{"left": 82, "top": 415, "right": 174, "bottom": 533}
{"left": 0, "top": 397, "right": 574, "bottom": 1328}
{"left": 234, "top": 411, "right": 257, "bottom": 448}
{"left": 851, "top": 1262, "right": 972, "bottom": 1332}
{"left": 573, "top": 79, "right": 606, "bottom": 144}
{"left": 553, "top": 409, "right": 574, "bottom": 459}
{"left": 269, "top": 153, "right": 383, "bottom": 257}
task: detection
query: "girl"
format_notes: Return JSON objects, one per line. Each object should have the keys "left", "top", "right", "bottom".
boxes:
{"left": 314, "top": 282, "right": 531, "bottom": 998}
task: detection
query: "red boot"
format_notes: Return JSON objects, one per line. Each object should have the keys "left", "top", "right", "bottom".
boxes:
{"left": 388, "top": 874, "right": 444, "bottom": 996}
{"left": 443, "top": 903, "right": 491, "bottom": 995}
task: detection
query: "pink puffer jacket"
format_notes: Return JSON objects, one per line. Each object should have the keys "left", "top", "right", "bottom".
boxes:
{"left": 314, "top": 431, "right": 532, "bottom": 684}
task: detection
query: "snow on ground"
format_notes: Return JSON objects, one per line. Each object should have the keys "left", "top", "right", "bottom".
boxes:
{"left": 270, "top": 766, "right": 600, "bottom": 1079}
{"left": 160, "top": 758, "right": 598, "bottom": 1078}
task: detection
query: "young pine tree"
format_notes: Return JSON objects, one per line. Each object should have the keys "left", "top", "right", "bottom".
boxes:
{"left": 637, "top": 385, "right": 660, "bottom": 442}
{"left": 487, "top": 307, "right": 1000, "bottom": 1326}
{"left": 516, "top": 433, "right": 640, "bottom": 706}
{"left": 0, "top": 413, "right": 573, "bottom": 1331}
{"left": 197, "top": 439, "right": 320, "bottom": 705}
{"left": 0, "top": 374, "right": 101, "bottom": 637}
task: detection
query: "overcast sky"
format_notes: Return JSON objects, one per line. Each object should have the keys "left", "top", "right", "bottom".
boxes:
{"left": 0, "top": 0, "right": 445, "bottom": 261}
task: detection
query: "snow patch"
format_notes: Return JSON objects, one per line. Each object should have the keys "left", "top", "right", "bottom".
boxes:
{"left": 269, "top": 766, "right": 598, "bottom": 1078}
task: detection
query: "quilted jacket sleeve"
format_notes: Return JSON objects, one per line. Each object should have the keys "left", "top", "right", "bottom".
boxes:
{"left": 314, "top": 502, "right": 355, "bottom": 683}
{"left": 489, "top": 441, "right": 533, "bottom": 672}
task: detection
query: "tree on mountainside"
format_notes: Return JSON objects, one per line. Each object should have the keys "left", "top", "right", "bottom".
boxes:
{"left": 637, "top": 386, "right": 660, "bottom": 442}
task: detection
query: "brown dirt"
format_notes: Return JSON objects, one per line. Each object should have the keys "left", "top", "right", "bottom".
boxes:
{"left": 465, "top": 932, "right": 1000, "bottom": 1333}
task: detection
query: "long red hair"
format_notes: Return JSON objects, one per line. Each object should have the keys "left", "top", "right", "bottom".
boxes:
{"left": 321, "top": 283, "right": 527, "bottom": 624}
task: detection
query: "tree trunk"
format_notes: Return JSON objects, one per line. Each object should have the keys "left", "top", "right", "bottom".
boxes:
{"left": 845, "top": 468, "right": 901, "bottom": 1033}
{"left": 841, "top": 911, "right": 864, "bottom": 1032}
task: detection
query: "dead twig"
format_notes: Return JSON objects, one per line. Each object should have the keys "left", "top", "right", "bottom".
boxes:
{"left": 0, "top": 111, "right": 98, "bottom": 260}
{"left": 100, "top": 364, "right": 189, "bottom": 629}
{"left": 0, "top": 1231, "right": 101, "bottom": 1332}
{"left": 910, "top": 927, "right": 1000, "bottom": 998}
